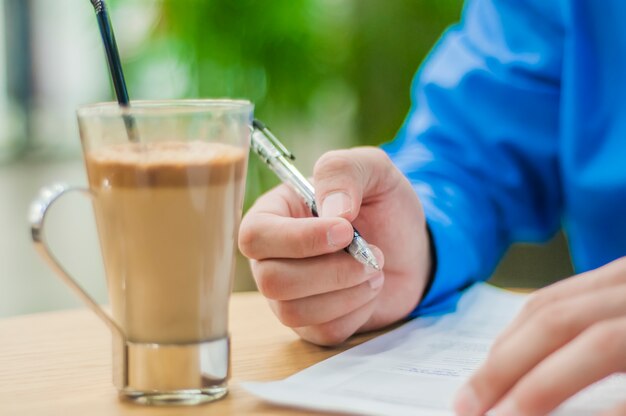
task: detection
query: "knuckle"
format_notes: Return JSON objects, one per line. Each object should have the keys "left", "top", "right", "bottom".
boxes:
{"left": 521, "top": 292, "right": 549, "bottom": 317}
{"left": 585, "top": 321, "right": 625, "bottom": 358}
{"left": 314, "top": 150, "right": 355, "bottom": 180}
{"left": 273, "top": 300, "right": 303, "bottom": 328}
{"left": 362, "top": 146, "right": 394, "bottom": 176}
{"left": 327, "top": 264, "right": 345, "bottom": 288}
{"left": 305, "top": 226, "right": 325, "bottom": 254}
{"left": 283, "top": 227, "right": 305, "bottom": 257}
{"left": 366, "top": 146, "right": 392, "bottom": 164}
{"left": 283, "top": 226, "right": 321, "bottom": 257}
{"left": 253, "top": 261, "right": 283, "bottom": 300}
{"left": 237, "top": 219, "right": 257, "bottom": 258}
{"left": 310, "top": 321, "right": 352, "bottom": 346}
{"left": 534, "top": 304, "right": 578, "bottom": 338}
{"left": 327, "top": 260, "right": 366, "bottom": 290}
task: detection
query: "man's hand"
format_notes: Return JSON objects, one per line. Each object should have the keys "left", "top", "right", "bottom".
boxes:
{"left": 239, "top": 147, "right": 432, "bottom": 346}
{"left": 454, "top": 257, "right": 626, "bottom": 416}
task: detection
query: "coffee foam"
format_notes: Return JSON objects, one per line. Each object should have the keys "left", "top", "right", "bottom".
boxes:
{"left": 86, "top": 141, "right": 247, "bottom": 187}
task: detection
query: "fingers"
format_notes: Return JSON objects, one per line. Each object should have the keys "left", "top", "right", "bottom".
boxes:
{"left": 240, "top": 213, "right": 354, "bottom": 259}
{"left": 255, "top": 245, "right": 385, "bottom": 346}
{"left": 455, "top": 282, "right": 626, "bottom": 416}
{"left": 313, "top": 147, "right": 397, "bottom": 221}
{"left": 498, "top": 258, "right": 626, "bottom": 341}
{"left": 252, "top": 246, "right": 385, "bottom": 301}
{"left": 241, "top": 147, "right": 398, "bottom": 259}
{"left": 293, "top": 297, "right": 380, "bottom": 346}
{"left": 239, "top": 146, "right": 427, "bottom": 346}
{"left": 240, "top": 183, "right": 356, "bottom": 259}
{"left": 267, "top": 274, "right": 384, "bottom": 328}
{"left": 491, "top": 316, "right": 626, "bottom": 415}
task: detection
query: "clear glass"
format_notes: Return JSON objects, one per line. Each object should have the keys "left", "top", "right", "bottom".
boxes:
{"left": 35, "top": 99, "right": 252, "bottom": 405}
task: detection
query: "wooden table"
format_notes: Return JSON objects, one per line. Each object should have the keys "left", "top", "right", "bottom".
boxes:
{"left": 0, "top": 292, "right": 385, "bottom": 415}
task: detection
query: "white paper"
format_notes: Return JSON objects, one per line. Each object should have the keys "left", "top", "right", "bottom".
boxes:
{"left": 243, "top": 284, "right": 626, "bottom": 415}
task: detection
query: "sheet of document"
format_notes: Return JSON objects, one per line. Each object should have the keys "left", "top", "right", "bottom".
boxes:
{"left": 243, "top": 284, "right": 626, "bottom": 415}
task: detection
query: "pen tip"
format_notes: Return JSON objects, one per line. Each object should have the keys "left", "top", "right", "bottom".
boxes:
{"left": 368, "top": 258, "right": 381, "bottom": 271}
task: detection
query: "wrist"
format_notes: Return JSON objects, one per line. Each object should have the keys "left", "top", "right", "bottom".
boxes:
{"left": 420, "top": 224, "right": 438, "bottom": 301}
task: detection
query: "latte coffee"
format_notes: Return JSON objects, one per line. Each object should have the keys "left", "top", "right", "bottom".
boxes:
{"left": 31, "top": 99, "right": 253, "bottom": 404}
{"left": 85, "top": 141, "right": 247, "bottom": 344}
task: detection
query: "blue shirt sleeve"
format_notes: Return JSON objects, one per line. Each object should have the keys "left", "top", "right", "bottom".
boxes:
{"left": 383, "top": 0, "right": 565, "bottom": 315}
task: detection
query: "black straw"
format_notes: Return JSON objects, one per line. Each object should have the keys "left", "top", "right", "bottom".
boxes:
{"left": 89, "top": 0, "right": 138, "bottom": 141}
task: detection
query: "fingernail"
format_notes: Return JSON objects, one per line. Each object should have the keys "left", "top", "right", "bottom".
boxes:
{"left": 368, "top": 273, "right": 384, "bottom": 290}
{"left": 492, "top": 399, "right": 523, "bottom": 416}
{"left": 321, "top": 192, "right": 352, "bottom": 218}
{"left": 454, "top": 385, "right": 480, "bottom": 416}
{"left": 327, "top": 223, "right": 348, "bottom": 247}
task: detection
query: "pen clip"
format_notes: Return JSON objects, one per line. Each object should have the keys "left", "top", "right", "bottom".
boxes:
{"left": 252, "top": 119, "right": 295, "bottom": 160}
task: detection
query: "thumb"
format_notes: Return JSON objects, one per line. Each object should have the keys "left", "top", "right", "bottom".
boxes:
{"left": 313, "top": 147, "right": 395, "bottom": 221}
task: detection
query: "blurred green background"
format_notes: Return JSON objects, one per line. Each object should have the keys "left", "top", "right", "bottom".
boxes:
{"left": 121, "top": 0, "right": 473, "bottom": 209}
{"left": 0, "top": 0, "right": 572, "bottom": 317}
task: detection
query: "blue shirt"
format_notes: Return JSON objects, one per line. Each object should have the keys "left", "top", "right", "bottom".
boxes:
{"left": 383, "top": 0, "right": 626, "bottom": 313}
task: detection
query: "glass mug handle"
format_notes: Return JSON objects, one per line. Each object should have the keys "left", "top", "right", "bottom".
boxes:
{"left": 29, "top": 183, "right": 122, "bottom": 336}
{"left": 29, "top": 183, "right": 127, "bottom": 387}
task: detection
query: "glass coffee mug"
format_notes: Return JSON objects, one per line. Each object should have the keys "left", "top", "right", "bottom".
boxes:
{"left": 29, "top": 99, "right": 252, "bottom": 405}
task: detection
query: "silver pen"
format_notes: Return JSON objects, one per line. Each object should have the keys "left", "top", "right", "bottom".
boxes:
{"left": 251, "top": 119, "right": 380, "bottom": 270}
